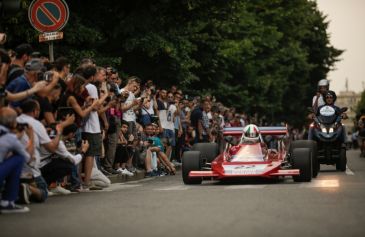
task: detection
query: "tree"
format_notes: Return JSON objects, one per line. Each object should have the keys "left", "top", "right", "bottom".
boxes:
{"left": 0, "top": 0, "right": 342, "bottom": 127}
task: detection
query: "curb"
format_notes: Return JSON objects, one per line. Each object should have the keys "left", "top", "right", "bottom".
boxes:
{"left": 107, "top": 166, "right": 181, "bottom": 184}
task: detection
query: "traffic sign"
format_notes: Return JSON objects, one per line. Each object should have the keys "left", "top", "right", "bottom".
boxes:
{"left": 39, "top": 31, "right": 63, "bottom": 42}
{"left": 28, "top": 0, "right": 69, "bottom": 33}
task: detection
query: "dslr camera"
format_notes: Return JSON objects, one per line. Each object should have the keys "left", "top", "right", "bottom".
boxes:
{"left": 37, "top": 71, "right": 53, "bottom": 82}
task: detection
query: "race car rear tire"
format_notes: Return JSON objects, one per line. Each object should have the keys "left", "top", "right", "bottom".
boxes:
{"left": 182, "top": 151, "right": 202, "bottom": 185}
{"left": 292, "top": 148, "right": 312, "bottom": 182}
{"left": 192, "top": 143, "right": 219, "bottom": 163}
{"left": 336, "top": 148, "right": 347, "bottom": 171}
{"left": 290, "top": 140, "right": 318, "bottom": 178}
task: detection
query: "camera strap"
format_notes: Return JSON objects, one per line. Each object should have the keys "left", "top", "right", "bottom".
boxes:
{"left": 7, "top": 66, "right": 24, "bottom": 81}
{"left": 141, "top": 107, "right": 153, "bottom": 118}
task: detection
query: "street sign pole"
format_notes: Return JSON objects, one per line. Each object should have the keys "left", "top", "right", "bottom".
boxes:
{"left": 28, "top": 0, "right": 69, "bottom": 62}
{"left": 49, "top": 41, "right": 54, "bottom": 62}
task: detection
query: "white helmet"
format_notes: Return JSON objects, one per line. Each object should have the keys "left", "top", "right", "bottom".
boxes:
{"left": 242, "top": 124, "right": 260, "bottom": 142}
{"left": 318, "top": 79, "right": 329, "bottom": 89}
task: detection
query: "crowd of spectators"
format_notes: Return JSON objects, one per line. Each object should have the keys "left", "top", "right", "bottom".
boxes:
{"left": 0, "top": 43, "right": 251, "bottom": 213}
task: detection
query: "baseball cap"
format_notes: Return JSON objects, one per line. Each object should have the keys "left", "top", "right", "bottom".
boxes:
{"left": 24, "top": 58, "right": 45, "bottom": 72}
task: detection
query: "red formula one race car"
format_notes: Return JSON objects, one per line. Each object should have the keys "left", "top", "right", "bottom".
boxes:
{"left": 182, "top": 125, "right": 314, "bottom": 185}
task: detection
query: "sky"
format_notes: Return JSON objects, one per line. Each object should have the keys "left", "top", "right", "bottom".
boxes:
{"left": 316, "top": 0, "right": 365, "bottom": 94}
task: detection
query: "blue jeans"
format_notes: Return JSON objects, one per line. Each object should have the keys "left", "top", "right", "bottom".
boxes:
{"left": 70, "top": 164, "right": 81, "bottom": 188}
{"left": 163, "top": 129, "right": 176, "bottom": 146}
{"left": 0, "top": 155, "right": 24, "bottom": 202}
{"left": 33, "top": 176, "right": 48, "bottom": 202}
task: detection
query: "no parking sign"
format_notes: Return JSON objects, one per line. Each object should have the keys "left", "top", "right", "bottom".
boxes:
{"left": 28, "top": 0, "right": 69, "bottom": 33}
{"left": 28, "top": 0, "right": 69, "bottom": 61}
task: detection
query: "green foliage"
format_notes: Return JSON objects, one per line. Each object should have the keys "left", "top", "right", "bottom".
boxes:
{"left": 0, "top": 0, "right": 342, "bottom": 127}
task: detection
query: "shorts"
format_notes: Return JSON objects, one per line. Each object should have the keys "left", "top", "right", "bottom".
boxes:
{"left": 82, "top": 132, "right": 102, "bottom": 156}
{"left": 162, "top": 129, "right": 175, "bottom": 147}
{"left": 115, "top": 144, "right": 133, "bottom": 164}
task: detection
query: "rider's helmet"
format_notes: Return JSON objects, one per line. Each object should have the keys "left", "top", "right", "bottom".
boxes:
{"left": 242, "top": 124, "right": 260, "bottom": 143}
{"left": 324, "top": 90, "right": 337, "bottom": 103}
{"left": 318, "top": 79, "right": 330, "bottom": 91}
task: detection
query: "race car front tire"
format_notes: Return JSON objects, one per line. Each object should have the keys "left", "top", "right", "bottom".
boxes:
{"left": 292, "top": 148, "right": 312, "bottom": 182}
{"left": 290, "top": 140, "right": 318, "bottom": 178}
{"left": 192, "top": 143, "right": 219, "bottom": 163}
{"left": 182, "top": 151, "right": 202, "bottom": 185}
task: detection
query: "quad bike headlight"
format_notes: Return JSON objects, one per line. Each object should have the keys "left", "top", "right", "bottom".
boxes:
{"left": 329, "top": 127, "right": 334, "bottom": 133}
{"left": 321, "top": 127, "right": 327, "bottom": 133}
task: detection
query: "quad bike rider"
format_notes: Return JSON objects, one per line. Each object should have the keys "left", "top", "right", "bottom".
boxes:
{"left": 308, "top": 90, "right": 348, "bottom": 171}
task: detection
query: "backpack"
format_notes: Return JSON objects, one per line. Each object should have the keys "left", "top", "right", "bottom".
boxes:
{"left": 6, "top": 65, "right": 24, "bottom": 85}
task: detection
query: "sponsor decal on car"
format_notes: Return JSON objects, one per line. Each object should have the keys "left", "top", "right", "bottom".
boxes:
{"left": 224, "top": 164, "right": 267, "bottom": 175}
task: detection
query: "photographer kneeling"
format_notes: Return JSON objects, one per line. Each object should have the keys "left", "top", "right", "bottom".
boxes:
{"left": 0, "top": 107, "right": 31, "bottom": 213}
{"left": 39, "top": 124, "right": 90, "bottom": 194}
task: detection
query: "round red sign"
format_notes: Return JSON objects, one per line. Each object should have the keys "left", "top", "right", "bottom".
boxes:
{"left": 28, "top": 0, "right": 69, "bottom": 32}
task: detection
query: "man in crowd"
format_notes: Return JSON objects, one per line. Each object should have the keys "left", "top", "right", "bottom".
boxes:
{"left": 6, "top": 58, "right": 59, "bottom": 111}
{"left": 0, "top": 107, "right": 31, "bottom": 213}
{"left": 6, "top": 43, "right": 33, "bottom": 85}
{"left": 81, "top": 65, "right": 104, "bottom": 190}
{"left": 121, "top": 76, "right": 142, "bottom": 136}
{"left": 17, "top": 99, "right": 74, "bottom": 200}
{"left": 157, "top": 90, "right": 177, "bottom": 160}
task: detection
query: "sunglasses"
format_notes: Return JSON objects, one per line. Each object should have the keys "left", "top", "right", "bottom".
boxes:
{"left": 326, "top": 96, "right": 333, "bottom": 98}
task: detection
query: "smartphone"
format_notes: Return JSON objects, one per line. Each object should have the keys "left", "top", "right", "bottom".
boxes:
{"left": 57, "top": 107, "right": 74, "bottom": 121}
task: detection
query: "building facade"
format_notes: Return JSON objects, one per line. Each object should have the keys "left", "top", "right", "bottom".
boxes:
{"left": 336, "top": 89, "right": 361, "bottom": 132}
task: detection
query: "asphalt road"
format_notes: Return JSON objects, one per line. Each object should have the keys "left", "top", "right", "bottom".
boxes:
{"left": 1, "top": 149, "right": 365, "bottom": 237}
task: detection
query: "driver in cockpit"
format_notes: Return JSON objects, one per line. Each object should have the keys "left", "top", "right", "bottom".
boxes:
{"left": 240, "top": 124, "right": 269, "bottom": 156}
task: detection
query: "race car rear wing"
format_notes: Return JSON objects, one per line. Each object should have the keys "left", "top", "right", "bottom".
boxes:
{"left": 223, "top": 126, "right": 288, "bottom": 136}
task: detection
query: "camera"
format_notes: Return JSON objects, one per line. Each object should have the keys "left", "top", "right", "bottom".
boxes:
{"left": 150, "top": 115, "right": 159, "bottom": 123}
{"left": 56, "top": 107, "right": 74, "bottom": 121}
{"left": 37, "top": 71, "right": 53, "bottom": 82}
{"left": 43, "top": 71, "right": 53, "bottom": 82}
{"left": 16, "top": 122, "right": 28, "bottom": 131}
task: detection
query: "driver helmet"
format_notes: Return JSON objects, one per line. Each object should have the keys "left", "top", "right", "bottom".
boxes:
{"left": 318, "top": 79, "right": 330, "bottom": 90}
{"left": 242, "top": 124, "right": 260, "bottom": 142}
{"left": 324, "top": 90, "right": 337, "bottom": 103}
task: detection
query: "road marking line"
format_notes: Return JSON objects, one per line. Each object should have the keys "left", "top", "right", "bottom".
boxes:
{"left": 300, "top": 179, "right": 339, "bottom": 188}
{"left": 155, "top": 185, "right": 189, "bottom": 191}
{"left": 346, "top": 165, "right": 355, "bottom": 175}
{"left": 225, "top": 185, "right": 267, "bottom": 190}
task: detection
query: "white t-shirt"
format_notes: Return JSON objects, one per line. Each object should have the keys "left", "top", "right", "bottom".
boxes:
{"left": 121, "top": 88, "right": 136, "bottom": 122}
{"left": 312, "top": 95, "right": 325, "bottom": 109}
{"left": 17, "top": 114, "right": 51, "bottom": 177}
{"left": 39, "top": 140, "right": 82, "bottom": 168}
{"left": 158, "top": 100, "right": 177, "bottom": 130}
{"left": 83, "top": 83, "right": 101, "bottom": 134}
